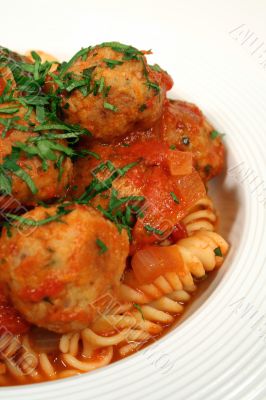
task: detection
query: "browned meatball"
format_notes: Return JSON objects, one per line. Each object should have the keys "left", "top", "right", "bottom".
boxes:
{"left": 59, "top": 42, "right": 173, "bottom": 142}
{"left": 0, "top": 49, "right": 74, "bottom": 207}
{"left": 0, "top": 204, "right": 129, "bottom": 333}
{"left": 152, "top": 99, "right": 225, "bottom": 181}
{"left": 0, "top": 104, "right": 73, "bottom": 207}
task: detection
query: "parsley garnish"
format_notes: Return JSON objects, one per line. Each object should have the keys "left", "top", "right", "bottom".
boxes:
{"left": 214, "top": 247, "right": 223, "bottom": 257}
{"left": 210, "top": 130, "right": 225, "bottom": 140}
{"left": 1, "top": 148, "right": 38, "bottom": 194}
{"left": 96, "top": 238, "right": 108, "bottom": 254}
{"left": 103, "top": 85, "right": 111, "bottom": 98}
{"left": 146, "top": 81, "right": 160, "bottom": 92}
{"left": 170, "top": 192, "right": 180, "bottom": 204}
{"left": 104, "top": 102, "right": 118, "bottom": 112}
{"left": 149, "top": 64, "right": 163, "bottom": 72}
{"left": 99, "top": 42, "right": 143, "bottom": 61}
{"left": 59, "top": 47, "right": 91, "bottom": 76}
{"left": 0, "top": 166, "right": 12, "bottom": 195}
{"left": 55, "top": 154, "right": 65, "bottom": 182}
{"left": 0, "top": 46, "right": 92, "bottom": 198}
{"left": 78, "top": 161, "right": 139, "bottom": 203}
{"left": 5, "top": 205, "right": 72, "bottom": 227}
{"left": 133, "top": 303, "right": 145, "bottom": 320}
{"left": 0, "top": 107, "right": 19, "bottom": 114}
{"left": 204, "top": 164, "right": 212, "bottom": 175}
{"left": 103, "top": 58, "right": 123, "bottom": 69}
{"left": 170, "top": 144, "right": 176, "bottom": 150}
{"left": 75, "top": 159, "right": 144, "bottom": 238}
{"left": 97, "top": 190, "right": 145, "bottom": 238}
{"left": 139, "top": 104, "right": 147, "bottom": 112}
{"left": 144, "top": 224, "right": 164, "bottom": 236}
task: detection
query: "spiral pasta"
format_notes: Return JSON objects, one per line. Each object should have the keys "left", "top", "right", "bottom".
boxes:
{"left": 182, "top": 197, "right": 217, "bottom": 235}
{"left": 177, "top": 230, "right": 229, "bottom": 276}
{"left": 60, "top": 288, "right": 190, "bottom": 362}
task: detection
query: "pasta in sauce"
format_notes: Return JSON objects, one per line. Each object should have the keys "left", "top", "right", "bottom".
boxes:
{"left": 0, "top": 43, "right": 228, "bottom": 385}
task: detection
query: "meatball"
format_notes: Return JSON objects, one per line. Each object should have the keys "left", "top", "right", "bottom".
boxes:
{"left": 59, "top": 42, "right": 173, "bottom": 141}
{"left": 0, "top": 105, "right": 73, "bottom": 207}
{"left": 152, "top": 99, "right": 225, "bottom": 180}
{"left": 0, "top": 204, "right": 129, "bottom": 333}
{"left": 0, "top": 50, "right": 73, "bottom": 207}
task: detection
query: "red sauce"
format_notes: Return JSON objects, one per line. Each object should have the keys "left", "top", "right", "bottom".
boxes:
{"left": 0, "top": 286, "right": 30, "bottom": 335}
{"left": 169, "top": 222, "right": 188, "bottom": 243}
{"left": 20, "top": 279, "right": 64, "bottom": 302}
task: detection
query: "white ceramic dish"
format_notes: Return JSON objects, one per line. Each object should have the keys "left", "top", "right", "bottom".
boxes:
{"left": 0, "top": 0, "right": 266, "bottom": 399}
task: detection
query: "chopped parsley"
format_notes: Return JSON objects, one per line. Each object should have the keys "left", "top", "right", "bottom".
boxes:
{"left": 170, "top": 192, "right": 180, "bottom": 204}
{"left": 103, "top": 58, "right": 124, "bottom": 69}
{"left": 170, "top": 144, "right": 176, "bottom": 150}
{"left": 149, "top": 64, "right": 163, "bottom": 72}
{"left": 144, "top": 224, "right": 164, "bottom": 236}
{"left": 99, "top": 42, "right": 143, "bottom": 61}
{"left": 0, "top": 148, "right": 38, "bottom": 195}
{"left": 214, "top": 247, "right": 223, "bottom": 257}
{"left": 139, "top": 104, "right": 147, "bottom": 112}
{"left": 210, "top": 130, "right": 225, "bottom": 140}
{"left": 55, "top": 154, "right": 65, "bottom": 182}
{"left": 133, "top": 303, "right": 145, "bottom": 320}
{"left": 5, "top": 205, "right": 72, "bottom": 228}
{"left": 0, "top": 46, "right": 92, "bottom": 197}
{"left": 104, "top": 102, "right": 118, "bottom": 112}
{"left": 0, "top": 166, "right": 12, "bottom": 195}
{"left": 145, "top": 81, "right": 160, "bottom": 93}
{"left": 96, "top": 238, "right": 108, "bottom": 254}
{"left": 0, "top": 107, "right": 19, "bottom": 114}
{"left": 103, "top": 85, "right": 111, "bottom": 98}
{"left": 204, "top": 164, "right": 212, "bottom": 175}
{"left": 97, "top": 190, "right": 145, "bottom": 239}
{"left": 78, "top": 150, "right": 100, "bottom": 160}
{"left": 77, "top": 161, "right": 139, "bottom": 204}
{"left": 73, "top": 159, "right": 145, "bottom": 238}
{"left": 59, "top": 47, "right": 91, "bottom": 76}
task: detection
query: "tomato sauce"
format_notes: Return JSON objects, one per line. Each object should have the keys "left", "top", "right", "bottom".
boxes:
{"left": 0, "top": 286, "right": 29, "bottom": 335}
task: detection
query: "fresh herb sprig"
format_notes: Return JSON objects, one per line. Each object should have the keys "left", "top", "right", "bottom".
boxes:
{"left": 4, "top": 204, "right": 72, "bottom": 229}
{"left": 96, "top": 238, "right": 108, "bottom": 254}
{"left": 77, "top": 160, "right": 139, "bottom": 203}
{"left": 0, "top": 147, "right": 37, "bottom": 195}
{"left": 97, "top": 189, "right": 145, "bottom": 239}
{"left": 74, "top": 159, "right": 145, "bottom": 238}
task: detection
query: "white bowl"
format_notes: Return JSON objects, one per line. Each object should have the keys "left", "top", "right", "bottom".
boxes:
{"left": 1, "top": 1, "right": 266, "bottom": 399}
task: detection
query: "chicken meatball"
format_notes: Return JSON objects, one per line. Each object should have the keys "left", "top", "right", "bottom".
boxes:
{"left": 0, "top": 204, "right": 129, "bottom": 333}
{"left": 152, "top": 99, "right": 225, "bottom": 180}
{"left": 0, "top": 104, "right": 73, "bottom": 207}
{"left": 59, "top": 42, "right": 173, "bottom": 141}
{"left": 0, "top": 49, "right": 73, "bottom": 207}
